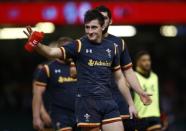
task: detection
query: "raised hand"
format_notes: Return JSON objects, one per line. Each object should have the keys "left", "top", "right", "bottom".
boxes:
{"left": 23, "top": 26, "right": 44, "bottom": 52}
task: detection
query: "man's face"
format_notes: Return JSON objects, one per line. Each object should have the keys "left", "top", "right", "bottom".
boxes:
{"left": 100, "top": 12, "right": 110, "bottom": 28}
{"left": 85, "top": 19, "right": 103, "bottom": 42}
{"left": 138, "top": 54, "right": 151, "bottom": 72}
{"left": 100, "top": 12, "right": 111, "bottom": 34}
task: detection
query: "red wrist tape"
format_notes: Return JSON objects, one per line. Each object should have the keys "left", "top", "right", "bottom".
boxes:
{"left": 24, "top": 31, "right": 44, "bottom": 52}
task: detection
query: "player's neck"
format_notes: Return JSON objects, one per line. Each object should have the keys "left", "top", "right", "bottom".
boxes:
{"left": 103, "top": 32, "right": 109, "bottom": 38}
{"left": 89, "top": 37, "right": 102, "bottom": 44}
{"left": 97, "top": 37, "right": 102, "bottom": 43}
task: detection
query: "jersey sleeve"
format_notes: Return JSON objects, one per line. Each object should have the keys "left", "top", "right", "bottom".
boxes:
{"left": 33, "top": 64, "right": 43, "bottom": 79}
{"left": 59, "top": 40, "right": 81, "bottom": 60}
{"left": 33, "top": 64, "right": 49, "bottom": 87}
{"left": 112, "top": 45, "right": 121, "bottom": 72}
{"left": 120, "top": 42, "right": 133, "bottom": 71}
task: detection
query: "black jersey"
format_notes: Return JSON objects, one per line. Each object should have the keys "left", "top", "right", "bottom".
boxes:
{"left": 60, "top": 36, "right": 120, "bottom": 99}
{"left": 33, "top": 60, "right": 77, "bottom": 110}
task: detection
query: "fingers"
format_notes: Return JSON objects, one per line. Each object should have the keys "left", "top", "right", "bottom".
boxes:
{"left": 142, "top": 91, "right": 152, "bottom": 97}
{"left": 129, "top": 111, "right": 133, "bottom": 119}
{"left": 23, "top": 26, "right": 33, "bottom": 38}
{"left": 129, "top": 111, "right": 138, "bottom": 119}
{"left": 23, "top": 30, "right": 30, "bottom": 38}
{"left": 143, "top": 100, "right": 151, "bottom": 106}
{"left": 147, "top": 93, "right": 153, "bottom": 96}
{"left": 26, "top": 26, "right": 33, "bottom": 35}
{"left": 133, "top": 109, "right": 138, "bottom": 117}
{"left": 33, "top": 119, "right": 44, "bottom": 130}
{"left": 35, "top": 123, "right": 43, "bottom": 131}
{"left": 146, "top": 97, "right": 152, "bottom": 105}
{"left": 134, "top": 111, "right": 138, "bottom": 118}
{"left": 140, "top": 93, "right": 152, "bottom": 105}
{"left": 44, "top": 118, "right": 52, "bottom": 126}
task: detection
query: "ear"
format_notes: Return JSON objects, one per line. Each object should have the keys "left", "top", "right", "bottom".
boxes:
{"left": 109, "top": 19, "right": 112, "bottom": 25}
{"left": 102, "top": 25, "right": 106, "bottom": 31}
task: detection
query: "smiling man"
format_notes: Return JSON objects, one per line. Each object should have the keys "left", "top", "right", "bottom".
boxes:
{"left": 23, "top": 9, "right": 137, "bottom": 131}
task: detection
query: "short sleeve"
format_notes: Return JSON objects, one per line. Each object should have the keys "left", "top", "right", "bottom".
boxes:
{"left": 59, "top": 40, "right": 81, "bottom": 60}
{"left": 33, "top": 64, "right": 49, "bottom": 87}
{"left": 112, "top": 45, "right": 121, "bottom": 72}
{"left": 120, "top": 44, "right": 133, "bottom": 71}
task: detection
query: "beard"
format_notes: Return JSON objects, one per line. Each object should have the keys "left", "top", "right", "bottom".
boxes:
{"left": 142, "top": 65, "right": 151, "bottom": 73}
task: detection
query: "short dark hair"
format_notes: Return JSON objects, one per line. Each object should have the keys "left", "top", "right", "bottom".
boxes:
{"left": 135, "top": 50, "right": 150, "bottom": 63}
{"left": 57, "top": 37, "right": 73, "bottom": 47}
{"left": 95, "top": 5, "right": 112, "bottom": 19}
{"left": 84, "top": 9, "right": 105, "bottom": 26}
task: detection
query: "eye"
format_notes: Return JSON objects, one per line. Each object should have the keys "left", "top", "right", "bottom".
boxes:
{"left": 104, "top": 16, "right": 108, "bottom": 20}
{"left": 92, "top": 26, "right": 98, "bottom": 29}
{"left": 85, "top": 26, "right": 90, "bottom": 29}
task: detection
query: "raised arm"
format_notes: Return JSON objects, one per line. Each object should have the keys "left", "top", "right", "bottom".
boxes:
{"left": 23, "top": 26, "right": 62, "bottom": 59}
{"left": 36, "top": 43, "right": 62, "bottom": 59}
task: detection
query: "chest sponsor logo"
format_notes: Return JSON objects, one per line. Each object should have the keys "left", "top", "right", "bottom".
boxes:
{"left": 88, "top": 59, "right": 111, "bottom": 67}
{"left": 58, "top": 76, "right": 77, "bottom": 83}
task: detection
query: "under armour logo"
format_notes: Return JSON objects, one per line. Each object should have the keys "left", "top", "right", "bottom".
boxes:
{"left": 84, "top": 113, "right": 90, "bottom": 122}
{"left": 55, "top": 69, "right": 61, "bottom": 73}
{"left": 86, "top": 49, "right": 93, "bottom": 53}
{"left": 106, "top": 48, "right": 111, "bottom": 58}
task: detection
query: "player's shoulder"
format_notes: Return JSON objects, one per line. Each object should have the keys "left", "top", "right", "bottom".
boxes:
{"left": 43, "top": 60, "right": 66, "bottom": 77}
{"left": 77, "top": 35, "right": 87, "bottom": 43}
{"left": 107, "top": 34, "right": 122, "bottom": 42}
{"left": 103, "top": 38, "right": 115, "bottom": 44}
{"left": 43, "top": 60, "right": 54, "bottom": 66}
{"left": 47, "top": 60, "right": 65, "bottom": 68}
{"left": 151, "top": 71, "right": 158, "bottom": 78}
{"left": 35, "top": 61, "right": 50, "bottom": 70}
{"left": 135, "top": 71, "right": 140, "bottom": 76}
{"left": 103, "top": 38, "right": 117, "bottom": 50}
{"left": 106, "top": 34, "right": 125, "bottom": 50}
{"left": 108, "top": 34, "right": 118, "bottom": 39}
{"left": 42, "top": 60, "right": 63, "bottom": 73}
{"left": 36, "top": 63, "right": 44, "bottom": 70}
{"left": 135, "top": 71, "right": 145, "bottom": 78}
{"left": 75, "top": 35, "right": 88, "bottom": 48}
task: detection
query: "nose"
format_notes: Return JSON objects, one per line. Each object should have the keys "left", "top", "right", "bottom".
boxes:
{"left": 87, "top": 28, "right": 93, "bottom": 34}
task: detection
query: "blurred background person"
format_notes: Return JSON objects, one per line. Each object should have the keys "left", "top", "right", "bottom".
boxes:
{"left": 32, "top": 41, "right": 57, "bottom": 131}
{"left": 32, "top": 37, "right": 79, "bottom": 131}
{"left": 127, "top": 51, "right": 167, "bottom": 131}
